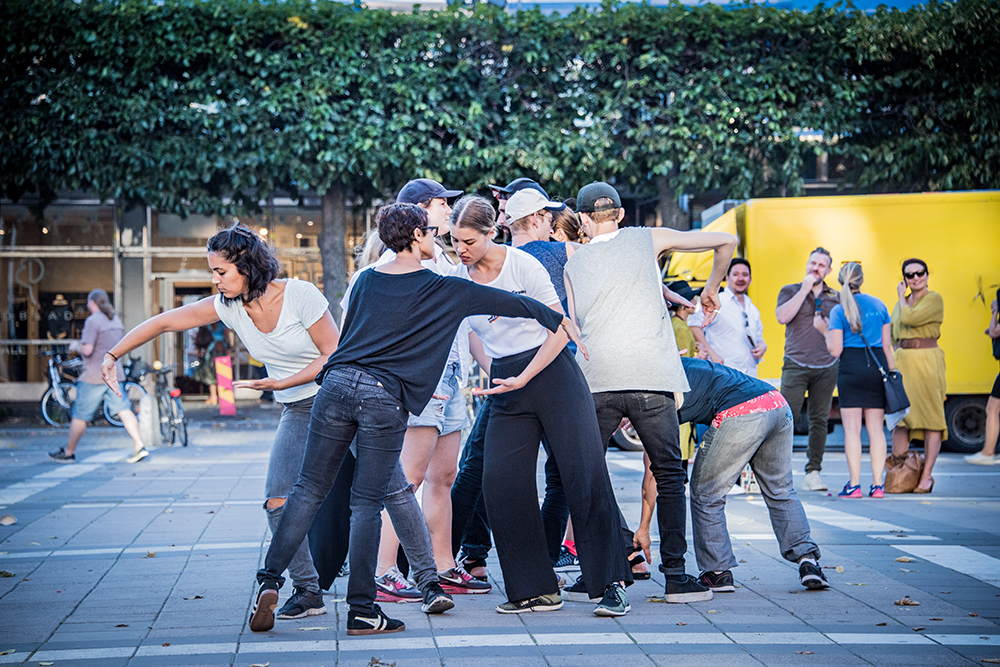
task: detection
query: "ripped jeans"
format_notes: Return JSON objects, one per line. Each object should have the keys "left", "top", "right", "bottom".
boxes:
{"left": 264, "top": 394, "right": 321, "bottom": 594}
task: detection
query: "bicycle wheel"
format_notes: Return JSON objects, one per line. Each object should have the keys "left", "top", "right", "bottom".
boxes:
{"left": 158, "top": 393, "right": 175, "bottom": 445}
{"left": 104, "top": 382, "right": 147, "bottom": 427}
{"left": 41, "top": 383, "right": 77, "bottom": 427}
{"left": 171, "top": 397, "right": 188, "bottom": 447}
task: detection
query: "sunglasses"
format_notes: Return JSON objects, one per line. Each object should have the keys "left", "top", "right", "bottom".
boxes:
{"left": 904, "top": 269, "right": 927, "bottom": 280}
{"left": 231, "top": 226, "right": 254, "bottom": 238}
{"left": 492, "top": 191, "right": 511, "bottom": 201}
{"left": 419, "top": 225, "right": 439, "bottom": 237}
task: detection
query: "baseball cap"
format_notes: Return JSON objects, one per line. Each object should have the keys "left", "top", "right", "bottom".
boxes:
{"left": 397, "top": 178, "right": 463, "bottom": 205}
{"left": 489, "top": 177, "right": 550, "bottom": 199}
{"left": 504, "top": 189, "right": 565, "bottom": 223}
{"left": 575, "top": 182, "right": 622, "bottom": 213}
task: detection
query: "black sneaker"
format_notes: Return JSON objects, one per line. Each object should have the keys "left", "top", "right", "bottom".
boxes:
{"left": 48, "top": 448, "right": 75, "bottom": 464}
{"left": 594, "top": 582, "right": 630, "bottom": 617}
{"left": 346, "top": 604, "right": 406, "bottom": 635}
{"left": 799, "top": 560, "right": 830, "bottom": 590}
{"left": 664, "top": 574, "right": 714, "bottom": 603}
{"left": 563, "top": 574, "right": 600, "bottom": 603}
{"left": 554, "top": 545, "right": 580, "bottom": 572}
{"left": 420, "top": 582, "right": 455, "bottom": 614}
{"left": 698, "top": 570, "right": 736, "bottom": 593}
{"left": 249, "top": 576, "right": 282, "bottom": 632}
{"left": 495, "top": 592, "right": 563, "bottom": 614}
{"left": 276, "top": 587, "right": 327, "bottom": 620}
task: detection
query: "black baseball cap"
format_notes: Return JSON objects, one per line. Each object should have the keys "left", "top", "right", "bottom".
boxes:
{"left": 489, "top": 177, "right": 550, "bottom": 199}
{"left": 575, "top": 182, "right": 622, "bottom": 213}
{"left": 397, "top": 178, "right": 463, "bottom": 205}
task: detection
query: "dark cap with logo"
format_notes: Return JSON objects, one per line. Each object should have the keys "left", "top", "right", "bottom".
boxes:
{"left": 397, "top": 179, "right": 463, "bottom": 205}
{"left": 575, "top": 182, "right": 622, "bottom": 213}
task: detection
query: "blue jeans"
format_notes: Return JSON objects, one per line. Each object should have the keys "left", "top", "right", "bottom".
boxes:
{"left": 690, "top": 405, "right": 820, "bottom": 572}
{"left": 258, "top": 367, "right": 408, "bottom": 615}
{"left": 264, "top": 395, "right": 321, "bottom": 594}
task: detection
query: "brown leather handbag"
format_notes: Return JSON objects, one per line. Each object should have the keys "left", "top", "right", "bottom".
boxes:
{"left": 884, "top": 452, "right": 924, "bottom": 494}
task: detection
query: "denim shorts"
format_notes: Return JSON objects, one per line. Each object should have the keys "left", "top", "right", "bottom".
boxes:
{"left": 73, "top": 381, "right": 129, "bottom": 421}
{"left": 407, "top": 362, "right": 469, "bottom": 435}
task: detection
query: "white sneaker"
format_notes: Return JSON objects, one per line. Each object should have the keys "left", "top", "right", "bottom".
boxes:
{"left": 802, "top": 471, "right": 828, "bottom": 491}
{"left": 964, "top": 452, "right": 1000, "bottom": 465}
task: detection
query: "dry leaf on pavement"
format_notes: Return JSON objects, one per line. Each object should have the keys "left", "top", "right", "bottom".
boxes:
{"left": 895, "top": 598, "right": 920, "bottom": 606}
{"left": 145, "top": 551, "right": 156, "bottom": 558}
{"left": 0, "top": 514, "right": 16, "bottom": 526}
{"left": 895, "top": 557, "right": 916, "bottom": 563}
{"left": 876, "top": 622, "right": 888, "bottom": 626}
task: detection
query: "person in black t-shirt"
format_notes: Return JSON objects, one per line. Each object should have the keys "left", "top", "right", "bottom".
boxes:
{"left": 248, "top": 203, "right": 579, "bottom": 637}
{"left": 671, "top": 358, "right": 829, "bottom": 594}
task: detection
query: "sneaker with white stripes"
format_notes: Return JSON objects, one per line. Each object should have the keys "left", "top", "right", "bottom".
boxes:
{"left": 346, "top": 604, "right": 405, "bottom": 635}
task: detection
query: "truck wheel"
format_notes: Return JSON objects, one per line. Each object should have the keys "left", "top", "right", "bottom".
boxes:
{"left": 943, "top": 396, "right": 987, "bottom": 453}
{"left": 610, "top": 426, "right": 645, "bottom": 452}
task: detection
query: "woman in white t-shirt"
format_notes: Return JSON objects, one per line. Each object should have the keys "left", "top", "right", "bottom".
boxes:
{"left": 99, "top": 225, "right": 339, "bottom": 621}
{"left": 449, "top": 195, "right": 631, "bottom": 616}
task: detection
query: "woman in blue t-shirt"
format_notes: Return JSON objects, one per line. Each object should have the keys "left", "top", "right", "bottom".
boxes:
{"left": 816, "top": 262, "right": 895, "bottom": 499}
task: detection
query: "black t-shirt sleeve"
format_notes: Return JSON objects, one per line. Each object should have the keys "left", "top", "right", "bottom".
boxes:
{"left": 455, "top": 279, "right": 563, "bottom": 333}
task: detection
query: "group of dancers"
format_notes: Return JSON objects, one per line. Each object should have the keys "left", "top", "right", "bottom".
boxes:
{"left": 99, "top": 177, "right": 829, "bottom": 636}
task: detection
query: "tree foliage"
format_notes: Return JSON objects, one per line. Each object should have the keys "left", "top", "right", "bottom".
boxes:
{"left": 2, "top": 0, "right": 997, "bottom": 212}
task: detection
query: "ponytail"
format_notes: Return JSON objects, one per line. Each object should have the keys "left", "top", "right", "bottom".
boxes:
{"left": 87, "top": 289, "right": 115, "bottom": 321}
{"left": 837, "top": 262, "right": 864, "bottom": 334}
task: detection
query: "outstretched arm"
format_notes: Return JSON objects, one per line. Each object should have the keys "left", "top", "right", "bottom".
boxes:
{"left": 233, "top": 312, "right": 340, "bottom": 392}
{"left": 101, "top": 297, "right": 220, "bottom": 395}
{"left": 651, "top": 229, "right": 737, "bottom": 325}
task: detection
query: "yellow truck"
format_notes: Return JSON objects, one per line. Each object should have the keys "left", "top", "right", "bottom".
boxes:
{"left": 666, "top": 190, "right": 1000, "bottom": 452}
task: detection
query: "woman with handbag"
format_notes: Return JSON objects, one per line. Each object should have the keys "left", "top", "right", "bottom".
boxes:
{"left": 815, "top": 262, "right": 895, "bottom": 498}
{"left": 889, "top": 259, "right": 946, "bottom": 492}
{"left": 965, "top": 292, "right": 1000, "bottom": 465}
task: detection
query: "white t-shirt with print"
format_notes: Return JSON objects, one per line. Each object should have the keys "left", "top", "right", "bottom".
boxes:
{"left": 455, "top": 246, "right": 561, "bottom": 360}
{"left": 214, "top": 279, "right": 329, "bottom": 404}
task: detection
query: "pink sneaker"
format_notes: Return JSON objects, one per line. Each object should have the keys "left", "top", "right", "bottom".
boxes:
{"left": 439, "top": 566, "right": 492, "bottom": 594}
{"left": 838, "top": 482, "right": 862, "bottom": 498}
{"left": 869, "top": 485, "right": 884, "bottom": 498}
{"left": 375, "top": 566, "right": 422, "bottom": 603}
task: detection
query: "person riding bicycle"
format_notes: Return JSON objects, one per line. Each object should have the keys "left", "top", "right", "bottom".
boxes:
{"left": 99, "top": 224, "right": 341, "bottom": 621}
{"left": 48, "top": 289, "right": 149, "bottom": 465}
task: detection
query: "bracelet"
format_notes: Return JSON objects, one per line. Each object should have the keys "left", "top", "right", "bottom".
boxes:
{"left": 106, "top": 351, "right": 119, "bottom": 361}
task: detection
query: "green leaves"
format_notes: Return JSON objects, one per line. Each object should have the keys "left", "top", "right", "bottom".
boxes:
{"left": 0, "top": 0, "right": 997, "bottom": 216}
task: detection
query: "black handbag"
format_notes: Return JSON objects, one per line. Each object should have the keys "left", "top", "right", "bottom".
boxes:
{"left": 860, "top": 332, "right": 911, "bottom": 424}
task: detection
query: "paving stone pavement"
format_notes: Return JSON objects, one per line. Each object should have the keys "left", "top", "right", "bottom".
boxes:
{"left": 1, "top": 414, "right": 999, "bottom": 666}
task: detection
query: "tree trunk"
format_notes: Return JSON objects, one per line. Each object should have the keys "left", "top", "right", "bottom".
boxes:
{"left": 655, "top": 175, "right": 689, "bottom": 230}
{"left": 318, "top": 180, "right": 348, "bottom": 323}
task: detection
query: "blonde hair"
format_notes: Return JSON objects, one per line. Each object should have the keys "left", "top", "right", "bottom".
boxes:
{"left": 356, "top": 229, "right": 386, "bottom": 269}
{"left": 837, "top": 262, "right": 864, "bottom": 334}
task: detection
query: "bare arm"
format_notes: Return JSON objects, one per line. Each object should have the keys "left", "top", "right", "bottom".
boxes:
{"left": 233, "top": 311, "right": 340, "bottom": 392}
{"left": 468, "top": 330, "right": 491, "bottom": 377}
{"left": 633, "top": 452, "right": 656, "bottom": 565}
{"left": 881, "top": 322, "right": 896, "bottom": 371}
{"left": 690, "top": 325, "right": 723, "bottom": 364}
{"left": 564, "top": 270, "right": 579, "bottom": 327}
{"left": 989, "top": 300, "right": 1000, "bottom": 338}
{"left": 101, "top": 297, "right": 221, "bottom": 393}
{"left": 651, "top": 229, "right": 737, "bottom": 325}
{"left": 825, "top": 327, "right": 843, "bottom": 358}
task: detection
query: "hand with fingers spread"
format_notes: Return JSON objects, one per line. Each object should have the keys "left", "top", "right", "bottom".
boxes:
{"left": 234, "top": 378, "right": 282, "bottom": 392}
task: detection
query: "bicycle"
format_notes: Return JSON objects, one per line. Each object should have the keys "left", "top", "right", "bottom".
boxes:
{"left": 143, "top": 360, "right": 188, "bottom": 447}
{"left": 40, "top": 350, "right": 148, "bottom": 428}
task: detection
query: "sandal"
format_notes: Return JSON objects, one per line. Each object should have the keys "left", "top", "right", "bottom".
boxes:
{"left": 628, "top": 551, "right": 651, "bottom": 580}
{"left": 462, "top": 557, "right": 489, "bottom": 582}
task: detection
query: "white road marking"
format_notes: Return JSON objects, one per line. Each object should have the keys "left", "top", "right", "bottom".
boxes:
{"left": 1, "top": 541, "right": 263, "bottom": 559}
{"left": 800, "top": 503, "right": 911, "bottom": 533}
{"left": 893, "top": 545, "right": 1000, "bottom": 587}
{"left": 0, "top": 452, "right": 127, "bottom": 508}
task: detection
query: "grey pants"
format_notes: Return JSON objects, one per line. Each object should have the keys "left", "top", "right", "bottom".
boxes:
{"left": 690, "top": 405, "right": 820, "bottom": 573}
{"left": 264, "top": 395, "right": 322, "bottom": 594}
{"left": 780, "top": 357, "right": 839, "bottom": 474}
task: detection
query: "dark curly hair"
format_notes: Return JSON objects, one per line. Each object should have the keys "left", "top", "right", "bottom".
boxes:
{"left": 206, "top": 224, "right": 280, "bottom": 304}
{"left": 377, "top": 203, "right": 428, "bottom": 253}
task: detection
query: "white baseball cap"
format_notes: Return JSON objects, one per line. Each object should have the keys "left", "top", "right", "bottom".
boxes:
{"left": 504, "top": 189, "right": 565, "bottom": 223}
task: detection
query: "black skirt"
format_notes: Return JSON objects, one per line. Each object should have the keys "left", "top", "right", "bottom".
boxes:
{"left": 837, "top": 346, "right": 886, "bottom": 409}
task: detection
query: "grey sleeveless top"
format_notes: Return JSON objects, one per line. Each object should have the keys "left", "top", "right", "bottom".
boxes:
{"left": 564, "top": 228, "right": 689, "bottom": 393}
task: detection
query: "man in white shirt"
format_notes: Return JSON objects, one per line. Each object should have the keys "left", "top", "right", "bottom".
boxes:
{"left": 689, "top": 259, "right": 767, "bottom": 378}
